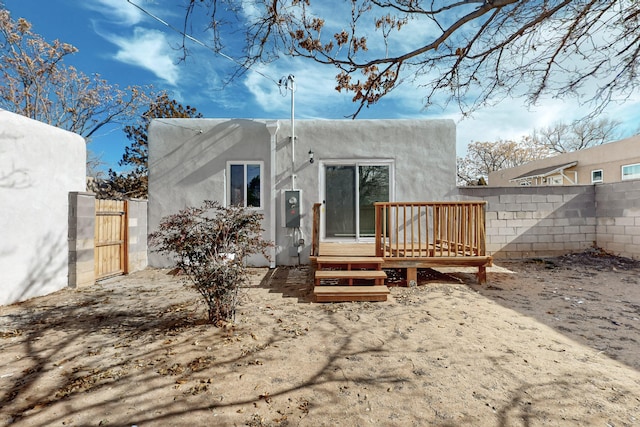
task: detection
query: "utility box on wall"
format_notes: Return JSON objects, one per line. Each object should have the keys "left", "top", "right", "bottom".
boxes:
{"left": 284, "top": 190, "right": 301, "bottom": 228}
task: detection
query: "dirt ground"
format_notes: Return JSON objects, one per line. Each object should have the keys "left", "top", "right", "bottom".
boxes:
{"left": 1, "top": 249, "right": 640, "bottom": 427}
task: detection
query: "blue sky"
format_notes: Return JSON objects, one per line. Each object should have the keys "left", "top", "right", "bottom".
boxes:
{"left": 4, "top": 1, "right": 639, "bottom": 173}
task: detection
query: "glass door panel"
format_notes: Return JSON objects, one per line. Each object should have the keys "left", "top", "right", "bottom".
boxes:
{"left": 323, "top": 163, "right": 391, "bottom": 240}
{"left": 325, "top": 165, "right": 356, "bottom": 238}
{"left": 358, "top": 165, "right": 389, "bottom": 237}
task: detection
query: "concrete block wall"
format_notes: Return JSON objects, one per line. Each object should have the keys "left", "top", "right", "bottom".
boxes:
{"left": 595, "top": 180, "right": 640, "bottom": 260}
{"left": 458, "top": 186, "right": 597, "bottom": 260}
{"left": 68, "top": 192, "right": 96, "bottom": 288}
{"left": 127, "top": 199, "right": 148, "bottom": 272}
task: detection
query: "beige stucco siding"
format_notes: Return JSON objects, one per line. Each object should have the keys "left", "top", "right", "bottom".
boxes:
{"left": 489, "top": 135, "right": 640, "bottom": 186}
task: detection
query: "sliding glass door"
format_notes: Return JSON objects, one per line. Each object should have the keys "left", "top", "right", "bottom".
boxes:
{"left": 323, "top": 162, "right": 391, "bottom": 240}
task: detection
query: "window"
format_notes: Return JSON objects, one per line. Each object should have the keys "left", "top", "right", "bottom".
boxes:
{"left": 591, "top": 169, "right": 603, "bottom": 184}
{"left": 228, "top": 162, "right": 263, "bottom": 208}
{"left": 622, "top": 163, "right": 640, "bottom": 181}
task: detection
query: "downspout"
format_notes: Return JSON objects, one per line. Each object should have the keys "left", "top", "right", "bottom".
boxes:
{"left": 266, "top": 120, "right": 280, "bottom": 269}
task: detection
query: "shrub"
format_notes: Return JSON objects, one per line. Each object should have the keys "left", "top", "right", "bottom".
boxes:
{"left": 149, "top": 200, "right": 271, "bottom": 325}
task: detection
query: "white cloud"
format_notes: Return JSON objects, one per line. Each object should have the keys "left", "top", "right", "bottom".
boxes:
{"left": 84, "top": 0, "right": 146, "bottom": 26}
{"left": 243, "top": 67, "right": 293, "bottom": 115}
{"left": 107, "top": 27, "right": 180, "bottom": 86}
{"left": 242, "top": 57, "right": 367, "bottom": 119}
{"left": 450, "top": 97, "right": 640, "bottom": 158}
{"left": 240, "top": 1, "right": 262, "bottom": 21}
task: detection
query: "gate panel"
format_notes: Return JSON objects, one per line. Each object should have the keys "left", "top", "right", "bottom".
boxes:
{"left": 95, "top": 200, "right": 128, "bottom": 280}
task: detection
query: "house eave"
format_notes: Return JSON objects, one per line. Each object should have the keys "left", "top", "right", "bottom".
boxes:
{"left": 509, "top": 161, "right": 578, "bottom": 183}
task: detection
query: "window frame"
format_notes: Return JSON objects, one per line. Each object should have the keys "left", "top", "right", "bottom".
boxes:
{"left": 591, "top": 169, "right": 603, "bottom": 184}
{"left": 621, "top": 163, "right": 640, "bottom": 181}
{"left": 227, "top": 161, "right": 264, "bottom": 210}
{"left": 319, "top": 159, "right": 395, "bottom": 241}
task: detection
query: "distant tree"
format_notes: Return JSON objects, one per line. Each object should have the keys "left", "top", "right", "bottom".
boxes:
{"left": 457, "top": 116, "right": 623, "bottom": 186}
{"left": 457, "top": 138, "right": 547, "bottom": 186}
{"left": 95, "top": 94, "right": 204, "bottom": 199}
{"left": 0, "top": 8, "right": 151, "bottom": 140}
{"left": 180, "top": 1, "right": 639, "bottom": 117}
{"left": 532, "top": 118, "right": 621, "bottom": 154}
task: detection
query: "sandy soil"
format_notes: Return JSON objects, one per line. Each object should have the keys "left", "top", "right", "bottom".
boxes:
{"left": 1, "top": 250, "right": 640, "bottom": 426}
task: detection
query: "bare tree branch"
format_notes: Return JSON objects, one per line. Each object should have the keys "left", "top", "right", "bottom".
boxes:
{"left": 181, "top": 0, "right": 639, "bottom": 117}
{"left": 0, "top": 9, "right": 152, "bottom": 140}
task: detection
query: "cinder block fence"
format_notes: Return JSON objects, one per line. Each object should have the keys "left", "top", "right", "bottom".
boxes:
{"left": 595, "top": 181, "right": 640, "bottom": 259}
{"left": 66, "top": 181, "right": 640, "bottom": 292}
{"left": 459, "top": 180, "right": 640, "bottom": 261}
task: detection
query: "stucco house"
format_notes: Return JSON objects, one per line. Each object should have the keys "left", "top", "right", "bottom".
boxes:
{"left": 0, "top": 110, "right": 86, "bottom": 305}
{"left": 488, "top": 134, "right": 640, "bottom": 186}
{"left": 147, "top": 118, "right": 459, "bottom": 268}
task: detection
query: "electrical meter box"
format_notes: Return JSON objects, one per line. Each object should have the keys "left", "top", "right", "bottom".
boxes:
{"left": 284, "top": 190, "right": 301, "bottom": 228}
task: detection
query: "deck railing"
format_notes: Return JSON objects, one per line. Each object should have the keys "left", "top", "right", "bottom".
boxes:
{"left": 310, "top": 201, "right": 487, "bottom": 259}
{"left": 374, "top": 201, "right": 487, "bottom": 259}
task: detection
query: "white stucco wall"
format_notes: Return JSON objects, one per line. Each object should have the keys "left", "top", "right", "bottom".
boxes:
{"left": 148, "top": 118, "right": 456, "bottom": 267}
{"left": 0, "top": 110, "right": 86, "bottom": 305}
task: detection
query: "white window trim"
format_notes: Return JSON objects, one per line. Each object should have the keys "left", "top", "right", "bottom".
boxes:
{"left": 622, "top": 163, "right": 640, "bottom": 181}
{"left": 226, "top": 161, "right": 264, "bottom": 210}
{"left": 591, "top": 169, "right": 603, "bottom": 184}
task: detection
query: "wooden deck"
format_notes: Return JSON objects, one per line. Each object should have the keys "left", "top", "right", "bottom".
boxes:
{"left": 310, "top": 202, "right": 493, "bottom": 302}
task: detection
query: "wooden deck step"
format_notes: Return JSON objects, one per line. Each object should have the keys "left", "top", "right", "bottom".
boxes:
{"left": 314, "top": 285, "right": 390, "bottom": 302}
{"left": 315, "top": 270, "right": 387, "bottom": 286}
{"left": 318, "top": 243, "right": 376, "bottom": 257}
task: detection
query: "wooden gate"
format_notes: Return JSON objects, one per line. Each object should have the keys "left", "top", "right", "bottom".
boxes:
{"left": 95, "top": 199, "right": 128, "bottom": 280}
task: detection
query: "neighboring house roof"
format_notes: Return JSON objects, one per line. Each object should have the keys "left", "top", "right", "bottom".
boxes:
{"left": 510, "top": 161, "right": 578, "bottom": 182}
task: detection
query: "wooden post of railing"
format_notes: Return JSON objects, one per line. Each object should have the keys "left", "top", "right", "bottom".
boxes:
{"left": 477, "top": 202, "right": 487, "bottom": 256}
{"left": 311, "top": 203, "right": 321, "bottom": 257}
{"left": 386, "top": 205, "right": 391, "bottom": 256}
{"left": 375, "top": 203, "right": 382, "bottom": 257}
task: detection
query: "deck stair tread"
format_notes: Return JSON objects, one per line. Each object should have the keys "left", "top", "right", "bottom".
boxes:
{"left": 318, "top": 243, "right": 376, "bottom": 257}
{"left": 314, "top": 285, "right": 390, "bottom": 294}
{"left": 314, "top": 285, "right": 390, "bottom": 302}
